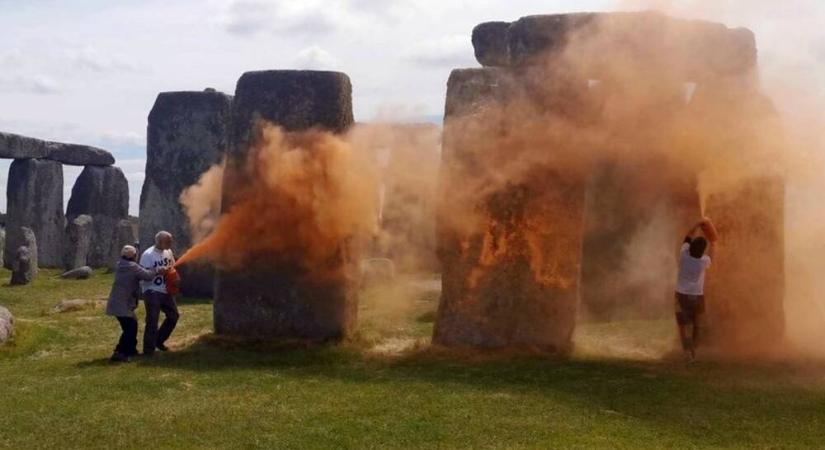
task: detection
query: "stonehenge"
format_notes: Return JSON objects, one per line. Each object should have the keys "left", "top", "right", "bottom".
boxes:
{"left": 63, "top": 214, "right": 93, "bottom": 271}
{"left": 10, "top": 226, "right": 37, "bottom": 285}
{"left": 66, "top": 166, "right": 131, "bottom": 268}
{"left": 140, "top": 89, "right": 232, "bottom": 297}
{"left": 214, "top": 70, "right": 358, "bottom": 340}
{"left": 0, "top": 130, "right": 126, "bottom": 272}
{"left": 434, "top": 11, "right": 785, "bottom": 352}
{"left": 5, "top": 159, "right": 64, "bottom": 267}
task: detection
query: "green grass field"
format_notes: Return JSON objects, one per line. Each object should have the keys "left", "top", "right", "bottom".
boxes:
{"left": 1, "top": 269, "right": 825, "bottom": 449}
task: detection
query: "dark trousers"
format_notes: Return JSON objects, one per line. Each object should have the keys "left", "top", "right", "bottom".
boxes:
{"left": 143, "top": 291, "right": 179, "bottom": 354}
{"left": 115, "top": 316, "right": 138, "bottom": 356}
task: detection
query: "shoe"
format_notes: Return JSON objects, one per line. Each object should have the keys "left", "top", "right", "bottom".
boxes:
{"left": 156, "top": 344, "right": 170, "bottom": 352}
{"left": 140, "top": 351, "right": 155, "bottom": 357}
{"left": 109, "top": 352, "right": 129, "bottom": 363}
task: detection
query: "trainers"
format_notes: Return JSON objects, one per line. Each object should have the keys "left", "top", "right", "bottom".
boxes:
{"left": 156, "top": 344, "right": 170, "bottom": 352}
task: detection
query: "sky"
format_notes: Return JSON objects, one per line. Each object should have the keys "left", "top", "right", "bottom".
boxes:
{"left": 0, "top": 0, "right": 823, "bottom": 215}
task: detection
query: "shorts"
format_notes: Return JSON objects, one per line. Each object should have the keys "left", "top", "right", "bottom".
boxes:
{"left": 675, "top": 292, "right": 705, "bottom": 325}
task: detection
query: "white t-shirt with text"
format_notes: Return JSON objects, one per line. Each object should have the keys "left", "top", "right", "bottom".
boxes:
{"left": 140, "top": 246, "right": 175, "bottom": 294}
{"left": 676, "top": 243, "right": 711, "bottom": 296}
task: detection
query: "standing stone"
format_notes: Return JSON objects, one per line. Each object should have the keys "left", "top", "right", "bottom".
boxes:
{"left": 63, "top": 214, "right": 93, "bottom": 270}
{"left": 214, "top": 70, "right": 357, "bottom": 340}
{"left": 66, "top": 166, "right": 129, "bottom": 268}
{"left": 107, "top": 219, "right": 136, "bottom": 272}
{"left": 433, "top": 68, "right": 587, "bottom": 352}
{"left": 140, "top": 90, "right": 232, "bottom": 297}
{"left": 5, "top": 159, "right": 63, "bottom": 268}
{"left": 0, "top": 227, "right": 5, "bottom": 268}
{"left": 10, "top": 226, "right": 37, "bottom": 285}
{"left": 0, "top": 305, "right": 13, "bottom": 344}
{"left": 704, "top": 177, "right": 785, "bottom": 350}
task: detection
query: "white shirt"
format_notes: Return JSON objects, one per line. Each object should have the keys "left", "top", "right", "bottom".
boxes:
{"left": 676, "top": 243, "right": 711, "bottom": 296}
{"left": 140, "top": 246, "right": 175, "bottom": 294}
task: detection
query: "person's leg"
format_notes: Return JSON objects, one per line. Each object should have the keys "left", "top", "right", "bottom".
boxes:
{"left": 156, "top": 294, "right": 179, "bottom": 349}
{"left": 143, "top": 292, "right": 161, "bottom": 355}
{"left": 123, "top": 317, "right": 139, "bottom": 356}
{"left": 675, "top": 294, "right": 690, "bottom": 352}
{"left": 115, "top": 317, "right": 129, "bottom": 355}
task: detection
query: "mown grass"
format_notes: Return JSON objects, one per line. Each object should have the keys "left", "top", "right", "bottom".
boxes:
{"left": 1, "top": 269, "right": 825, "bottom": 449}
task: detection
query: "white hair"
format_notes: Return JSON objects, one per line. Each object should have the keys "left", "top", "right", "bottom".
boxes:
{"left": 154, "top": 231, "right": 172, "bottom": 245}
{"left": 121, "top": 245, "right": 137, "bottom": 259}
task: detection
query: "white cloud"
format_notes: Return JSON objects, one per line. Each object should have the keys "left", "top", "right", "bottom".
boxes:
{"left": 222, "top": 0, "right": 339, "bottom": 37}
{"left": 0, "top": 74, "right": 62, "bottom": 94}
{"left": 292, "top": 46, "right": 339, "bottom": 70}
{"left": 406, "top": 35, "right": 477, "bottom": 68}
{"left": 66, "top": 46, "right": 142, "bottom": 73}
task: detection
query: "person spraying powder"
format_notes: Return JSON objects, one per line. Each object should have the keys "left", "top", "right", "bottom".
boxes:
{"left": 675, "top": 218, "right": 717, "bottom": 362}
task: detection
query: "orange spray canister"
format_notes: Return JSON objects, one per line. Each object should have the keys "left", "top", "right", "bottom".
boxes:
{"left": 701, "top": 218, "right": 719, "bottom": 243}
{"left": 165, "top": 267, "right": 181, "bottom": 296}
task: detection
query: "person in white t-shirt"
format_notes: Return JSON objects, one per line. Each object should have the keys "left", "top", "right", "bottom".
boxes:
{"left": 139, "top": 231, "right": 178, "bottom": 355}
{"left": 675, "top": 218, "right": 716, "bottom": 362}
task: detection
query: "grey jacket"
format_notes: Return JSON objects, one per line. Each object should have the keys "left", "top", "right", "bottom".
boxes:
{"left": 106, "top": 259, "right": 157, "bottom": 318}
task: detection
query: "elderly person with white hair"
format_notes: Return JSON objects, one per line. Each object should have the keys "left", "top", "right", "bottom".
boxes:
{"left": 106, "top": 245, "right": 166, "bottom": 362}
{"left": 139, "top": 230, "right": 178, "bottom": 355}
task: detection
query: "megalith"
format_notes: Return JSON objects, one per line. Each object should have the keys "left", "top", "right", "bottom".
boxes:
{"left": 433, "top": 68, "right": 588, "bottom": 352}
{"left": 10, "top": 226, "right": 37, "bottom": 285}
{"left": 66, "top": 166, "right": 129, "bottom": 268}
{"left": 214, "top": 70, "right": 357, "bottom": 340}
{"left": 63, "top": 214, "right": 93, "bottom": 270}
{"left": 5, "top": 159, "right": 64, "bottom": 268}
{"left": 140, "top": 89, "right": 232, "bottom": 297}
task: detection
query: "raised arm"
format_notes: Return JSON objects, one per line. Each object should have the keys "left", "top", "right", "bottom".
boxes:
{"left": 684, "top": 221, "right": 702, "bottom": 244}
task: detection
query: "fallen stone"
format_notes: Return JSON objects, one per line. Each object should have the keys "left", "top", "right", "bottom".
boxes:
{"left": 0, "top": 131, "right": 114, "bottom": 165}
{"left": 0, "top": 305, "right": 13, "bottom": 344}
{"left": 66, "top": 166, "right": 129, "bottom": 268}
{"left": 5, "top": 159, "right": 64, "bottom": 268}
{"left": 59, "top": 266, "right": 93, "bottom": 280}
{"left": 53, "top": 298, "right": 104, "bottom": 313}
{"left": 140, "top": 90, "right": 232, "bottom": 297}
{"left": 63, "top": 214, "right": 93, "bottom": 271}
{"left": 215, "top": 70, "right": 357, "bottom": 340}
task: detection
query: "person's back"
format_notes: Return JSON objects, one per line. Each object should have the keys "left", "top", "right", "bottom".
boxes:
{"left": 676, "top": 241, "right": 712, "bottom": 296}
{"left": 674, "top": 219, "right": 716, "bottom": 362}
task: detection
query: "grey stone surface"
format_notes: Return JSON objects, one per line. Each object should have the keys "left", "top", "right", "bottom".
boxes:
{"left": 472, "top": 12, "right": 757, "bottom": 80}
{"left": 140, "top": 90, "right": 232, "bottom": 297}
{"left": 53, "top": 298, "right": 104, "bottom": 313}
{"left": 472, "top": 21, "right": 510, "bottom": 67}
{"left": 5, "top": 159, "right": 64, "bottom": 268}
{"left": 10, "top": 227, "right": 37, "bottom": 285}
{"left": 66, "top": 166, "right": 129, "bottom": 268}
{"left": 433, "top": 67, "right": 586, "bottom": 352}
{"left": 0, "top": 227, "right": 5, "bottom": 268}
{"left": 59, "top": 266, "right": 93, "bottom": 280}
{"left": 215, "top": 70, "right": 357, "bottom": 340}
{"left": 48, "top": 143, "right": 115, "bottom": 166}
{"left": 0, "top": 305, "right": 13, "bottom": 344}
{"left": 0, "top": 131, "right": 114, "bottom": 165}
{"left": 63, "top": 214, "right": 93, "bottom": 271}
{"left": 107, "top": 219, "right": 136, "bottom": 272}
